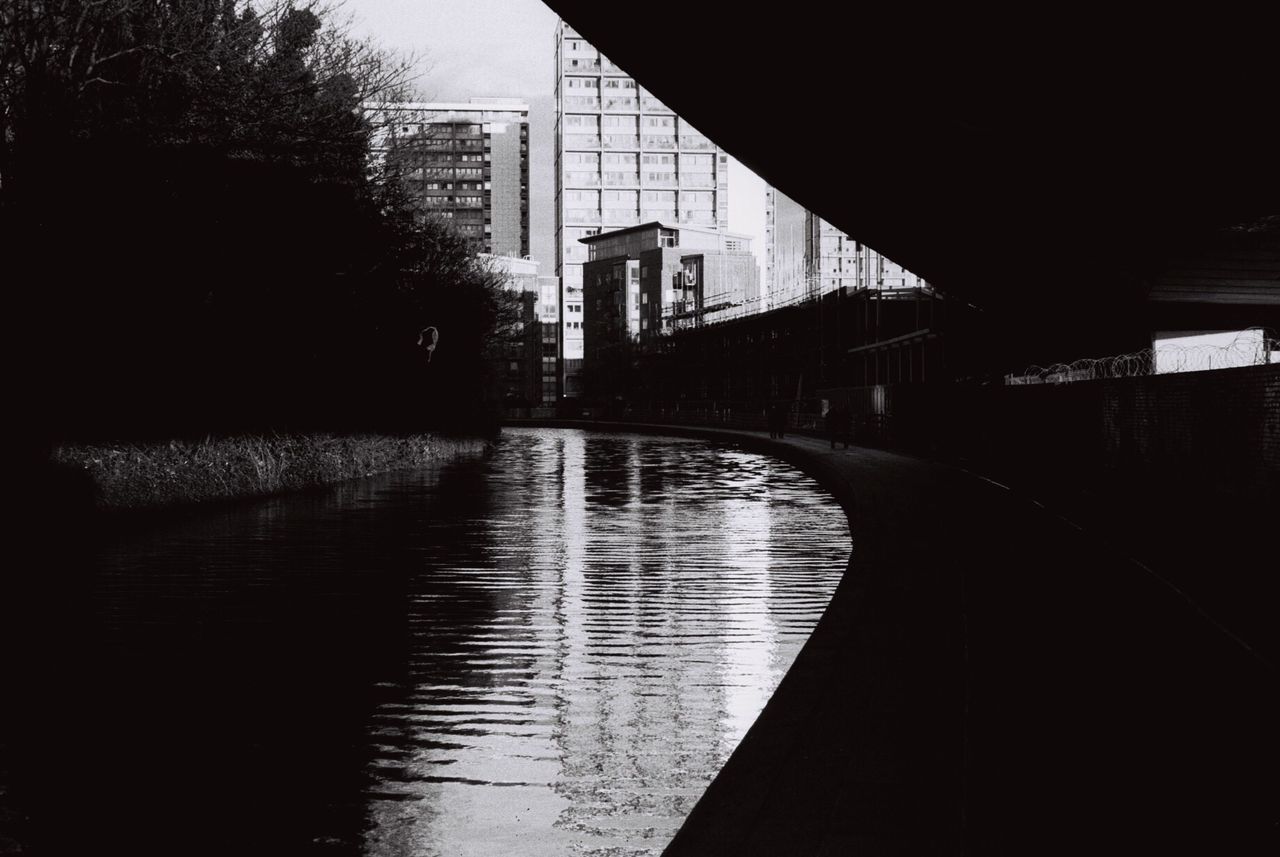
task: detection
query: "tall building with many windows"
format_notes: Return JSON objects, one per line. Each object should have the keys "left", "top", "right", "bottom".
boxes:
{"left": 555, "top": 21, "right": 729, "bottom": 398}
{"left": 366, "top": 99, "right": 530, "bottom": 257}
{"left": 765, "top": 187, "right": 928, "bottom": 306}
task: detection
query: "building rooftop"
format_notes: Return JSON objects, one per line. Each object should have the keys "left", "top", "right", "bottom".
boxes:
{"left": 363, "top": 100, "right": 529, "bottom": 114}
{"left": 479, "top": 253, "right": 541, "bottom": 277}
{"left": 578, "top": 221, "right": 751, "bottom": 245}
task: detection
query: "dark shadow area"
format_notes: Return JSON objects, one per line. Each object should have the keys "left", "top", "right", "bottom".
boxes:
{"left": 544, "top": 2, "right": 1279, "bottom": 363}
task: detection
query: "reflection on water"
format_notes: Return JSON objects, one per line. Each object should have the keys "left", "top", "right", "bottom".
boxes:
{"left": 2, "top": 429, "right": 848, "bottom": 857}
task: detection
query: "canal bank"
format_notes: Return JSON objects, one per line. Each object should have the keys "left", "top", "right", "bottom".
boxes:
{"left": 504, "top": 420, "right": 1278, "bottom": 855}
{"left": 38, "top": 432, "right": 491, "bottom": 524}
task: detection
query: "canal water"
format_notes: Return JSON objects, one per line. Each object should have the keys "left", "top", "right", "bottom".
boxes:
{"left": 2, "top": 429, "right": 849, "bottom": 857}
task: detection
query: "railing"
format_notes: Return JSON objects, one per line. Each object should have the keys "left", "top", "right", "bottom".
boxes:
{"left": 603, "top": 136, "right": 640, "bottom": 149}
{"left": 642, "top": 136, "right": 678, "bottom": 149}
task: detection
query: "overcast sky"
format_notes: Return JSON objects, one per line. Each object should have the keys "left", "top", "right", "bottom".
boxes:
{"left": 343, "top": 0, "right": 767, "bottom": 281}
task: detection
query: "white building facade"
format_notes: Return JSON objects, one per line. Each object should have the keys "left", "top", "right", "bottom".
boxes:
{"left": 765, "top": 187, "right": 928, "bottom": 307}
{"left": 555, "top": 21, "right": 730, "bottom": 397}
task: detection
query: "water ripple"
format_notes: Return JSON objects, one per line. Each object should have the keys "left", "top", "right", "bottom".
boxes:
{"left": 9, "top": 428, "right": 848, "bottom": 857}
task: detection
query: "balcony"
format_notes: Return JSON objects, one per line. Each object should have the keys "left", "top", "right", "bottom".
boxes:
{"left": 680, "top": 137, "right": 714, "bottom": 151}
{"left": 602, "top": 209, "right": 640, "bottom": 224}
{"left": 681, "top": 175, "right": 717, "bottom": 189}
{"left": 642, "top": 136, "right": 677, "bottom": 150}
{"left": 602, "top": 135, "right": 640, "bottom": 150}
{"left": 564, "top": 58, "right": 601, "bottom": 72}
{"left": 564, "top": 135, "right": 601, "bottom": 149}
{"left": 604, "top": 172, "right": 640, "bottom": 187}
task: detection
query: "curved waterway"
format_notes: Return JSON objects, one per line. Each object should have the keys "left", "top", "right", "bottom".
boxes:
{"left": 4, "top": 429, "right": 849, "bottom": 856}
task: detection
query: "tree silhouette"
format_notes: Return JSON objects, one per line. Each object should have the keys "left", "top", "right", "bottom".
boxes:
{"left": 2, "top": 1, "right": 513, "bottom": 440}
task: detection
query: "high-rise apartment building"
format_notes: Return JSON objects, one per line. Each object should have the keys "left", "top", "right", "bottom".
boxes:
{"left": 765, "top": 187, "right": 927, "bottom": 305}
{"left": 366, "top": 99, "right": 530, "bottom": 257}
{"left": 555, "top": 21, "right": 730, "bottom": 398}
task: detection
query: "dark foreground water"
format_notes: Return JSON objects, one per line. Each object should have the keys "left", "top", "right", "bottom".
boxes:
{"left": 2, "top": 429, "right": 849, "bottom": 856}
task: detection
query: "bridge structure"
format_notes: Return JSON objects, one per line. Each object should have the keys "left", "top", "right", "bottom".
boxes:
{"left": 541, "top": 3, "right": 1279, "bottom": 854}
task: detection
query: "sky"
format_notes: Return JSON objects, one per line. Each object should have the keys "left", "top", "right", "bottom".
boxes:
{"left": 343, "top": 0, "right": 767, "bottom": 281}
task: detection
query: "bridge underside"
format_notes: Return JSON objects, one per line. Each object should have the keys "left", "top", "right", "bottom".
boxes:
{"left": 546, "top": 3, "right": 1279, "bottom": 362}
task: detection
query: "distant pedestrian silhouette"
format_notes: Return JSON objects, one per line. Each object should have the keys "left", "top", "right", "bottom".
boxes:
{"left": 826, "top": 403, "right": 852, "bottom": 449}
{"left": 766, "top": 403, "right": 786, "bottom": 439}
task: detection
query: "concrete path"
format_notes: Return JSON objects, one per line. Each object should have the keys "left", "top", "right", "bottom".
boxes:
{"left": 509, "top": 422, "right": 1278, "bottom": 855}
{"left": 658, "top": 429, "right": 1276, "bottom": 856}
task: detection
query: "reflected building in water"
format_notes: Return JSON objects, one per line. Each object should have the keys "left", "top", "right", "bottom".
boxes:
{"left": 355, "top": 430, "right": 847, "bottom": 856}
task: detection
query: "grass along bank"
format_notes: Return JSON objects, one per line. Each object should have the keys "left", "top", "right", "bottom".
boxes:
{"left": 52, "top": 433, "right": 490, "bottom": 512}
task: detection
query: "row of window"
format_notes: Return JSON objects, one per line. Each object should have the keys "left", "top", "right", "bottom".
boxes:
{"left": 419, "top": 181, "right": 486, "bottom": 191}
{"left": 564, "top": 190, "right": 716, "bottom": 204}
{"left": 562, "top": 57, "right": 626, "bottom": 74}
{"left": 422, "top": 195, "right": 484, "bottom": 206}
{"left": 404, "top": 138, "right": 483, "bottom": 151}
{"left": 563, "top": 152, "right": 716, "bottom": 168}
{"left": 564, "top": 77, "right": 637, "bottom": 90}
{"left": 564, "top": 96, "right": 659, "bottom": 111}
{"left": 564, "top": 115, "right": 680, "bottom": 130}
{"left": 393, "top": 123, "right": 483, "bottom": 136}
{"left": 563, "top": 173, "right": 718, "bottom": 189}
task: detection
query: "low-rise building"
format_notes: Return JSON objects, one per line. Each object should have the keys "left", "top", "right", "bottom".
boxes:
{"left": 579, "top": 222, "right": 758, "bottom": 399}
